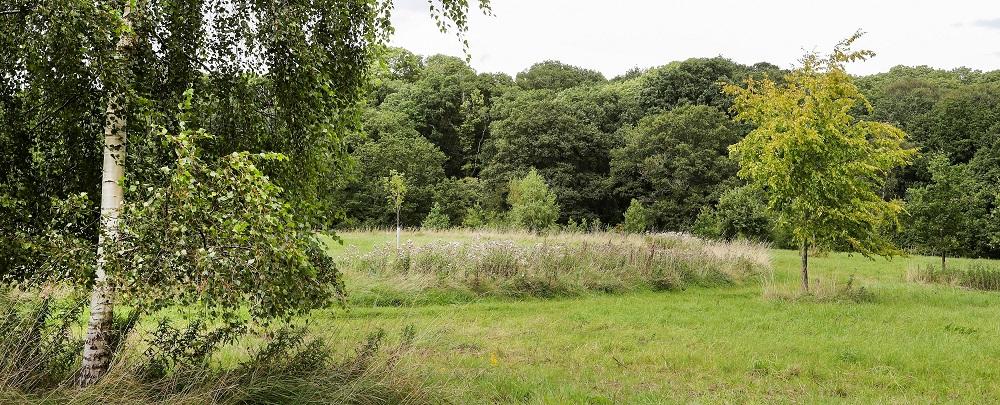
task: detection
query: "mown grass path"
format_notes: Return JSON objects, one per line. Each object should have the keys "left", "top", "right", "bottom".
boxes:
{"left": 319, "top": 231, "right": 1000, "bottom": 403}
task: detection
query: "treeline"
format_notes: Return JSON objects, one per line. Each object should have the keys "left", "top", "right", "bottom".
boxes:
{"left": 337, "top": 48, "right": 1000, "bottom": 258}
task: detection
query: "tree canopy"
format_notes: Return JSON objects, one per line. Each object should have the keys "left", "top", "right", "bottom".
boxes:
{"left": 610, "top": 104, "right": 741, "bottom": 231}
{"left": 724, "top": 33, "right": 917, "bottom": 291}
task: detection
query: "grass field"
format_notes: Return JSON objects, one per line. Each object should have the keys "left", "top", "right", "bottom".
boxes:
{"left": 315, "top": 230, "right": 1000, "bottom": 403}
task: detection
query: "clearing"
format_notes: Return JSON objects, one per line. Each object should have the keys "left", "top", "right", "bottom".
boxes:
{"left": 314, "top": 230, "right": 1000, "bottom": 403}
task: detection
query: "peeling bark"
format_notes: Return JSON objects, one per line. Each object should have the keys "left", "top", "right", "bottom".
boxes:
{"left": 77, "top": 2, "right": 133, "bottom": 387}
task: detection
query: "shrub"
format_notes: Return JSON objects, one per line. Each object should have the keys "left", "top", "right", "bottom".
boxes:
{"left": 622, "top": 199, "right": 650, "bottom": 233}
{"left": 507, "top": 169, "right": 560, "bottom": 233}
{"left": 693, "top": 185, "right": 775, "bottom": 243}
{"left": 461, "top": 204, "right": 488, "bottom": 229}
{"left": 589, "top": 217, "right": 604, "bottom": 233}
{"left": 421, "top": 203, "right": 451, "bottom": 230}
{"left": 564, "top": 218, "right": 585, "bottom": 233}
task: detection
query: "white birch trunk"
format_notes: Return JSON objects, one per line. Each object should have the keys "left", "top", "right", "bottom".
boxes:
{"left": 77, "top": 2, "right": 133, "bottom": 387}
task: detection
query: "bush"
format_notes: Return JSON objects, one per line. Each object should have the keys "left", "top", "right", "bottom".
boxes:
{"left": 421, "top": 202, "right": 451, "bottom": 230}
{"left": 507, "top": 169, "right": 560, "bottom": 233}
{"left": 564, "top": 218, "right": 585, "bottom": 233}
{"left": 461, "top": 204, "right": 487, "bottom": 228}
{"left": 622, "top": 199, "right": 650, "bottom": 233}
{"left": 693, "top": 185, "right": 774, "bottom": 242}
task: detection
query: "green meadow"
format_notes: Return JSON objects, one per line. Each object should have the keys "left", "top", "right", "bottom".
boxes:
{"left": 315, "top": 230, "right": 1000, "bottom": 403}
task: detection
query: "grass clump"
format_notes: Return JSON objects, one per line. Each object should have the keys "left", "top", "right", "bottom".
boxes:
{"left": 343, "top": 231, "right": 771, "bottom": 305}
{"left": 0, "top": 292, "right": 439, "bottom": 404}
{"left": 763, "top": 274, "right": 876, "bottom": 303}
{"left": 907, "top": 262, "right": 1000, "bottom": 291}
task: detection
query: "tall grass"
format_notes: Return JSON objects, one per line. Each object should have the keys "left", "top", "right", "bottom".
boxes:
{"left": 907, "top": 262, "right": 1000, "bottom": 291}
{"left": 0, "top": 291, "right": 440, "bottom": 404}
{"left": 762, "top": 274, "right": 876, "bottom": 303}
{"left": 342, "top": 231, "right": 771, "bottom": 305}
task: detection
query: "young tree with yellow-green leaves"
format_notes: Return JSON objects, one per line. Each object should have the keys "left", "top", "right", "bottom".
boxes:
{"left": 384, "top": 170, "right": 409, "bottom": 250}
{"left": 723, "top": 32, "right": 917, "bottom": 293}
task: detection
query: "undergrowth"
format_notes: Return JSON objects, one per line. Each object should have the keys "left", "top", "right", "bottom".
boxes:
{"left": 907, "top": 262, "right": 1000, "bottom": 291}
{"left": 0, "top": 291, "right": 438, "bottom": 404}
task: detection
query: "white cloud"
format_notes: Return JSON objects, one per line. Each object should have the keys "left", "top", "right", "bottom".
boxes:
{"left": 389, "top": 0, "right": 1000, "bottom": 76}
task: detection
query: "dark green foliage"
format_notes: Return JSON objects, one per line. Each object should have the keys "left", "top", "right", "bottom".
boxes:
{"left": 0, "top": 0, "right": 493, "bottom": 277}
{"left": 113, "top": 118, "right": 343, "bottom": 322}
{"left": 921, "top": 82, "right": 1000, "bottom": 164}
{"left": 904, "top": 154, "right": 990, "bottom": 262}
{"left": 636, "top": 57, "right": 778, "bottom": 115}
{"left": 379, "top": 55, "right": 487, "bottom": 176}
{"left": 857, "top": 67, "right": 1000, "bottom": 199}
{"left": 345, "top": 133, "right": 447, "bottom": 227}
{"left": 693, "top": 185, "right": 780, "bottom": 244}
{"left": 556, "top": 80, "right": 643, "bottom": 134}
{"left": 373, "top": 54, "right": 514, "bottom": 178}
{"left": 483, "top": 89, "right": 615, "bottom": 221}
{"left": 346, "top": 48, "right": 1000, "bottom": 258}
{"left": 515, "top": 60, "right": 606, "bottom": 91}
{"left": 610, "top": 104, "right": 741, "bottom": 231}
{"left": 432, "top": 177, "right": 483, "bottom": 227}
{"left": 461, "top": 204, "right": 497, "bottom": 229}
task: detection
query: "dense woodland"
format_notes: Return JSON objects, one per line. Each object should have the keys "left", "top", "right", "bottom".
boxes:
{"left": 336, "top": 48, "right": 1000, "bottom": 258}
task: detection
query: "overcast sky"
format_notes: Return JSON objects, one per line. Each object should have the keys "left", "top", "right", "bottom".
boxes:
{"left": 389, "top": 0, "right": 1000, "bottom": 78}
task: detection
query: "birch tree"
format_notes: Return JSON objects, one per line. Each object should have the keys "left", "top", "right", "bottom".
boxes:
{"left": 77, "top": 0, "right": 135, "bottom": 386}
{"left": 1, "top": 0, "right": 491, "bottom": 386}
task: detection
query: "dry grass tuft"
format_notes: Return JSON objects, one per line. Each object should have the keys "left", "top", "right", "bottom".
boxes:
{"left": 762, "top": 275, "right": 875, "bottom": 303}
{"left": 342, "top": 230, "right": 772, "bottom": 304}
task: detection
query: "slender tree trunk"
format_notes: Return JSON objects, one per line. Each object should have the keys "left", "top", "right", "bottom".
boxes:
{"left": 78, "top": 2, "right": 133, "bottom": 387}
{"left": 800, "top": 243, "right": 809, "bottom": 294}
{"left": 942, "top": 254, "right": 947, "bottom": 272}
{"left": 395, "top": 208, "right": 401, "bottom": 251}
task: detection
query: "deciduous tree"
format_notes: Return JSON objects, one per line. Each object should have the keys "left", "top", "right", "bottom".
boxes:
{"left": 384, "top": 169, "right": 408, "bottom": 250}
{"left": 905, "top": 154, "right": 989, "bottom": 269}
{"left": 723, "top": 33, "right": 916, "bottom": 293}
{"left": 1, "top": 0, "right": 490, "bottom": 385}
{"left": 610, "top": 105, "right": 740, "bottom": 231}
